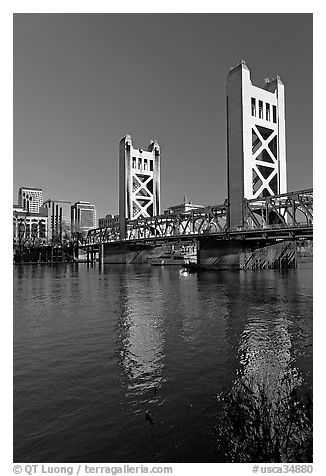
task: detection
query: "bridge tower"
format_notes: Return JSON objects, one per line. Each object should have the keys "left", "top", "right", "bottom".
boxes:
{"left": 226, "top": 60, "right": 287, "bottom": 227}
{"left": 119, "top": 135, "right": 161, "bottom": 238}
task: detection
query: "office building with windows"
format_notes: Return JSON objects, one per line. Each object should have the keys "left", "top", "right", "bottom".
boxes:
{"left": 42, "top": 199, "right": 72, "bottom": 243}
{"left": 18, "top": 187, "right": 43, "bottom": 213}
{"left": 98, "top": 213, "right": 119, "bottom": 229}
{"left": 13, "top": 205, "right": 48, "bottom": 244}
{"left": 71, "top": 201, "right": 96, "bottom": 237}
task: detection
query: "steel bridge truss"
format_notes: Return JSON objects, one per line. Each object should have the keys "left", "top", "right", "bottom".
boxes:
{"left": 126, "top": 206, "right": 227, "bottom": 240}
{"left": 87, "top": 224, "right": 120, "bottom": 245}
{"left": 86, "top": 189, "right": 313, "bottom": 245}
{"left": 87, "top": 206, "right": 227, "bottom": 245}
{"left": 242, "top": 188, "right": 313, "bottom": 230}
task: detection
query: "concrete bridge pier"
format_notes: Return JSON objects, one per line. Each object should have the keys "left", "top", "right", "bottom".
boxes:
{"left": 99, "top": 243, "right": 104, "bottom": 267}
{"left": 87, "top": 246, "right": 95, "bottom": 266}
{"left": 198, "top": 237, "right": 297, "bottom": 270}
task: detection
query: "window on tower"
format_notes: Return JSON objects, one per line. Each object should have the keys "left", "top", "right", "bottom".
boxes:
{"left": 266, "top": 103, "right": 270, "bottom": 121}
{"left": 259, "top": 100, "right": 263, "bottom": 119}
{"left": 251, "top": 98, "right": 256, "bottom": 116}
{"left": 273, "top": 105, "right": 277, "bottom": 123}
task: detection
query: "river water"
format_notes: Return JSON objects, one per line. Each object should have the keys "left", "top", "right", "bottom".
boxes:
{"left": 13, "top": 262, "right": 313, "bottom": 463}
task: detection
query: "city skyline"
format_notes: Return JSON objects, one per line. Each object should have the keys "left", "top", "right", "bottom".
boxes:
{"left": 13, "top": 13, "right": 313, "bottom": 220}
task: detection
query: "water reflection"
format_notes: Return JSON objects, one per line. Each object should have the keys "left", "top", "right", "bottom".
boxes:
{"left": 211, "top": 270, "right": 313, "bottom": 463}
{"left": 116, "top": 269, "right": 165, "bottom": 396}
{"left": 13, "top": 264, "right": 312, "bottom": 463}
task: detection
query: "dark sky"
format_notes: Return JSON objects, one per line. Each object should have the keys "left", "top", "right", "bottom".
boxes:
{"left": 13, "top": 13, "right": 312, "bottom": 219}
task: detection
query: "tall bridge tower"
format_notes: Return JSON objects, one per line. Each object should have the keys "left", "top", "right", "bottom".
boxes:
{"left": 226, "top": 60, "right": 287, "bottom": 227}
{"left": 119, "top": 135, "right": 161, "bottom": 238}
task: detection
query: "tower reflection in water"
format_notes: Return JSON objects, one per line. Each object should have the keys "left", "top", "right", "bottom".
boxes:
{"left": 116, "top": 270, "right": 165, "bottom": 398}
{"left": 213, "top": 270, "right": 312, "bottom": 463}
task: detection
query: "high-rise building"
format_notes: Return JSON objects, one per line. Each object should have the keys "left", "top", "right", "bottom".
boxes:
{"left": 18, "top": 187, "right": 43, "bottom": 213}
{"left": 71, "top": 201, "right": 96, "bottom": 237}
{"left": 41, "top": 199, "right": 71, "bottom": 243}
{"left": 226, "top": 60, "right": 287, "bottom": 227}
{"left": 119, "top": 135, "right": 161, "bottom": 238}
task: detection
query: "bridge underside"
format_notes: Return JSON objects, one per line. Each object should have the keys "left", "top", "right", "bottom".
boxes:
{"left": 101, "top": 241, "right": 170, "bottom": 264}
{"left": 99, "top": 236, "right": 305, "bottom": 270}
{"left": 198, "top": 237, "right": 298, "bottom": 270}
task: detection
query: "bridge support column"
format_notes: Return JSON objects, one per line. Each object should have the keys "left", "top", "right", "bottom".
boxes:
{"left": 198, "top": 237, "right": 297, "bottom": 270}
{"left": 74, "top": 243, "right": 79, "bottom": 260}
{"left": 196, "top": 240, "right": 201, "bottom": 264}
{"left": 119, "top": 218, "right": 127, "bottom": 240}
{"left": 99, "top": 243, "right": 104, "bottom": 267}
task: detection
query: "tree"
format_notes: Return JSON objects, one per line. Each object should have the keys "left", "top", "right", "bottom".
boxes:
{"left": 51, "top": 218, "right": 72, "bottom": 246}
